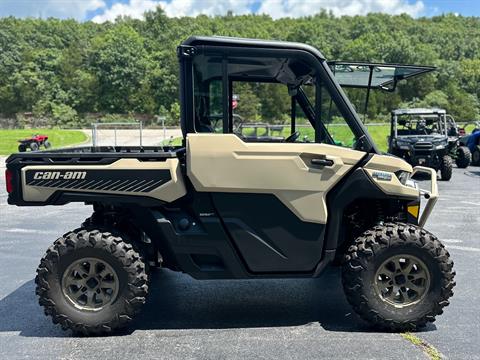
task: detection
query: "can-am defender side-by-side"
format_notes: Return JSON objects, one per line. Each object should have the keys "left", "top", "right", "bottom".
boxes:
{"left": 389, "top": 108, "right": 471, "bottom": 181}
{"left": 5, "top": 36, "right": 455, "bottom": 335}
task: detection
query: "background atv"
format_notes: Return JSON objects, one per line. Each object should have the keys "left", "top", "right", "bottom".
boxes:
{"left": 445, "top": 114, "right": 472, "bottom": 168}
{"left": 459, "top": 121, "right": 480, "bottom": 165}
{"left": 17, "top": 134, "right": 51, "bottom": 152}
{"left": 389, "top": 108, "right": 470, "bottom": 180}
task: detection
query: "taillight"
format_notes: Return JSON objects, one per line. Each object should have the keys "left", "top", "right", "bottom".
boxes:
{"left": 5, "top": 169, "right": 13, "bottom": 193}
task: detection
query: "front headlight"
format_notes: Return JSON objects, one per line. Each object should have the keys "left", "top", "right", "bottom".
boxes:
{"left": 395, "top": 170, "right": 418, "bottom": 189}
{"left": 395, "top": 140, "right": 410, "bottom": 150}
{"left": 395, "top": 170, "right": 410, "bottom": 185}
{"left": 405, "top": 179, "right": 419, "bottom": 189}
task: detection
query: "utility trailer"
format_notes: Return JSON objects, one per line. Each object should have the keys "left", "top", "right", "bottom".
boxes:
{"left": 5, "top": 36, "right": 454, "bottom": 335}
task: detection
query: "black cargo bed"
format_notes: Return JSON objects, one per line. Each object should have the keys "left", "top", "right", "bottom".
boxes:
{"left": 6, "top": 145, "right": 185, "bottom": 166}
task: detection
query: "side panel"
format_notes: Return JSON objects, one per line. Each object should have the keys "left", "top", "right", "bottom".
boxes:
{"left": 212, "top": 193, "right": 325, "bottom": 272}
{"left": 187, "top": 134, "right": 365, "bottom": 224}
{"left": 20, "top": 158, "right": 186, "bottom": 203}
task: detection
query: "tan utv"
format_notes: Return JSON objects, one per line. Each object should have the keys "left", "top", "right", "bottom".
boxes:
{"left": 5, "top": 36, "right": 455, "bottom": 335}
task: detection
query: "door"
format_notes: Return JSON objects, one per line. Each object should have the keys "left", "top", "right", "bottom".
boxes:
{"left": 187, "top": 134, "right": 365, "bottom": 272}
{"left": 186, "top": 48, "right": 367, "bottom": 273}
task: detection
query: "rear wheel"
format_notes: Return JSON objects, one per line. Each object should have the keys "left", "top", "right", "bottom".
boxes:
{"left": 342, "top": 223, "right": 455, "bottom": 331}
{"left": 440, "top": 155, "right": 453, "bottom": 181}
{"left": 472, "top": 147, "right": 480, "bottom": 166}
{"left": 18, "top": 144, "right": 26, "bottom": 152}
{"left": 35, "top": 228, "right": 149, "bottom": 335}
{"left": 455, "top": 146, "right": 471, "bottom": 168}
{"left": 30, "top": 142, "right": 39, "bottom": 151}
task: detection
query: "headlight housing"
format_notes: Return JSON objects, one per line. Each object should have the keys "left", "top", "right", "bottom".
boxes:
{"left": 395, "top": 170, "right": 418, "bottom": 189}
{"left": 395, "top": 139, "right": 411, "bottom": 150}
{"left": 395, "top": 170, "right": 410, "bottom": 185}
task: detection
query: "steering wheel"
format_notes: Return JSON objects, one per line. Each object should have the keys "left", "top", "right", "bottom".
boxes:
{"left": 285, "top": 131, "right": 300, "bottom": 143}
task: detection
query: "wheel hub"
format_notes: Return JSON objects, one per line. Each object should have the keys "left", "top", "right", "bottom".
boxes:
{"left": 61, "top": 257, "right": 119, "bottom": 311}
{"left": 374, "top": 254, "right": 430, "bottom": 308}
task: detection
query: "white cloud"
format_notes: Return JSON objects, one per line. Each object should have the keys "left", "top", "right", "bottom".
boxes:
{"left": 257, "top": 0, "right": 425, "bottom": 19}
{"left": 0, "top": 0, "right": 106, "bottom": 20}
{"left": 91, "top": 0, "right": 256, "bottom": 22}
{"left": 0, "top": 0, "right": 426, "bottom": 22}
{"left": 91, "top": 0, "right": 159, "bottom": 22}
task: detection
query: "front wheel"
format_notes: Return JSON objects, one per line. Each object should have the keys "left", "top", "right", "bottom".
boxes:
{"left": 472, "top": 147, "right": 480, "bottom": 166}
{"left": 440, "top": 155, "right": 453, "bottom": 181}
{"left": 35, "top": 228, "right": 149, "bottom": 335}
{"left": 455, "top": 146, "right": 471, "bottom": 168}
{"left": 43, "top": 140, "right": 51, "bottom": 149}
{"left": 342, "top": 223, "right": 455, "bottom": 331}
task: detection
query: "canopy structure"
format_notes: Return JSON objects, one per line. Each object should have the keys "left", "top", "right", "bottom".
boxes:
{"left": 328, "top": 62, "right": 435, "bottom": 91}
{"left": 328, "top": 62, "right": 435, "bottom": 122}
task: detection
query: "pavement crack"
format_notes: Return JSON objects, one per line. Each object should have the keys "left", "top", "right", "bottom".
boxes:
{"left": 401, "top": 332, "right": 443, "bottom": 360}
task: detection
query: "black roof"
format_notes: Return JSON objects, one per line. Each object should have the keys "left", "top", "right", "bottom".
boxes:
{"left": 181, "top": 36, "right": 326, "bottom": 60}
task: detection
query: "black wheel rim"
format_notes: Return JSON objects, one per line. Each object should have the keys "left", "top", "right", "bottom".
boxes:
{"left": 374, "top": 254, "right": 430, "bottom": 308}
{"left": 61, "top": 257, "right": 119, "bottom": 311}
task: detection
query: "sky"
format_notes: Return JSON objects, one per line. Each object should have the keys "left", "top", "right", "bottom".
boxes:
{"left": 0, "top": 0, "right": 479, "bottom": 23}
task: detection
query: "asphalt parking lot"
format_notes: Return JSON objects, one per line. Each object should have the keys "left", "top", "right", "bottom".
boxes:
{"left": 0, "top": 158, "right": 479, "bottom": 360}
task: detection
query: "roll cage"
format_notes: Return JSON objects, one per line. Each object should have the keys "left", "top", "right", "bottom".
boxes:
{"left": 178, "top": 36, "right": 378, "bottom": 153}
{"left": 391, "top": 108, "right": 448, "bottom": 137}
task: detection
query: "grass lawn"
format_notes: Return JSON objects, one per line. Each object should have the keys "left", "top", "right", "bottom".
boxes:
{"left": 240, "top": 124, "right": 391, "bottom": 151}
{"left": 0, "top": 129, "right": 88, "bottom": 155}
{"left": 163, "top": 124, "right": 392, "bottom": 151}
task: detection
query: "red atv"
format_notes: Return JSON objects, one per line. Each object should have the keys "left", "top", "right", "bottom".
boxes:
{"left": 18, "top": 134, "right": 51, "bottom": 152}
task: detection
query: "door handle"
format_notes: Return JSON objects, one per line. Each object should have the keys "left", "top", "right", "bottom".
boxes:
{"left": 311, "top": 158, "right": 334, "bottom": 167}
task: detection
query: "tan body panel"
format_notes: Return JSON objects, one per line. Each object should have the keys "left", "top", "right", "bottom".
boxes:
{"left": 187, "top": 134, "right": 365, "bottom": 224}
{"left": 21, "top": 158, "right": 186, "bottom": 203}
{"left": 364, "top": 154, "right": 418, "bottom": 198}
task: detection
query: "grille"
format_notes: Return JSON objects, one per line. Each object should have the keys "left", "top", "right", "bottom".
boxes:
{"left": 414, "top": 142, "right": 433, "bottom": 150}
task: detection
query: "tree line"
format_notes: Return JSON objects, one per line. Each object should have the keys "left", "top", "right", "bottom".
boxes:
{"left": 1, "top": 8, "right": 480, "bottom": 128}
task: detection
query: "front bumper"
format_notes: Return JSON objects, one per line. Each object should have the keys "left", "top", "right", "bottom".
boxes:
{"left": 412, "top": 166, "right": 438, "bottom": 227}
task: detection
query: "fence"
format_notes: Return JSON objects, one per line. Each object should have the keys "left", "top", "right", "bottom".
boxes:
{"left": 91, "top": 121, "right": 143, "bottom": 147}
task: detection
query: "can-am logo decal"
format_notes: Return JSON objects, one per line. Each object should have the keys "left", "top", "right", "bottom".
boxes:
{"left": 25, "top": 169, "right": 172, "bottom": 193}
{"left": 372, "top": 171, "right": 392, "bottom": 181}
{"left": 33, "top": 171, "right": 87, "bottom": 180}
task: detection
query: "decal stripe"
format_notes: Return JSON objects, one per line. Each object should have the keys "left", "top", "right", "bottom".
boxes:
{"left": 25, "top": 169, "right": 172, "bottom": 194}
{"left": 123, "top": 179, "right": 146, "bottom": 192}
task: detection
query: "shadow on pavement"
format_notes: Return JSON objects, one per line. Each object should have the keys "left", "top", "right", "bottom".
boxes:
{"left": 0, "top": 267, "right": 436, "bottom": 338}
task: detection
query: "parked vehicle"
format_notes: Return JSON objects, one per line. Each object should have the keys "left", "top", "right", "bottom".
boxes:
{"left": 445, "top": 114, "right": 472, "bottom": 168}
{"left": 17, "top": 134, "right": 51, "bottom": 152}
{"left": 5, "top": 36, "right": 455, "bottom": 335}
{"left": 459, "top": 121, "right": 480, "bottom": 165}
{"left": 388, "top": 108, "right": 471, "bottom": 181}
